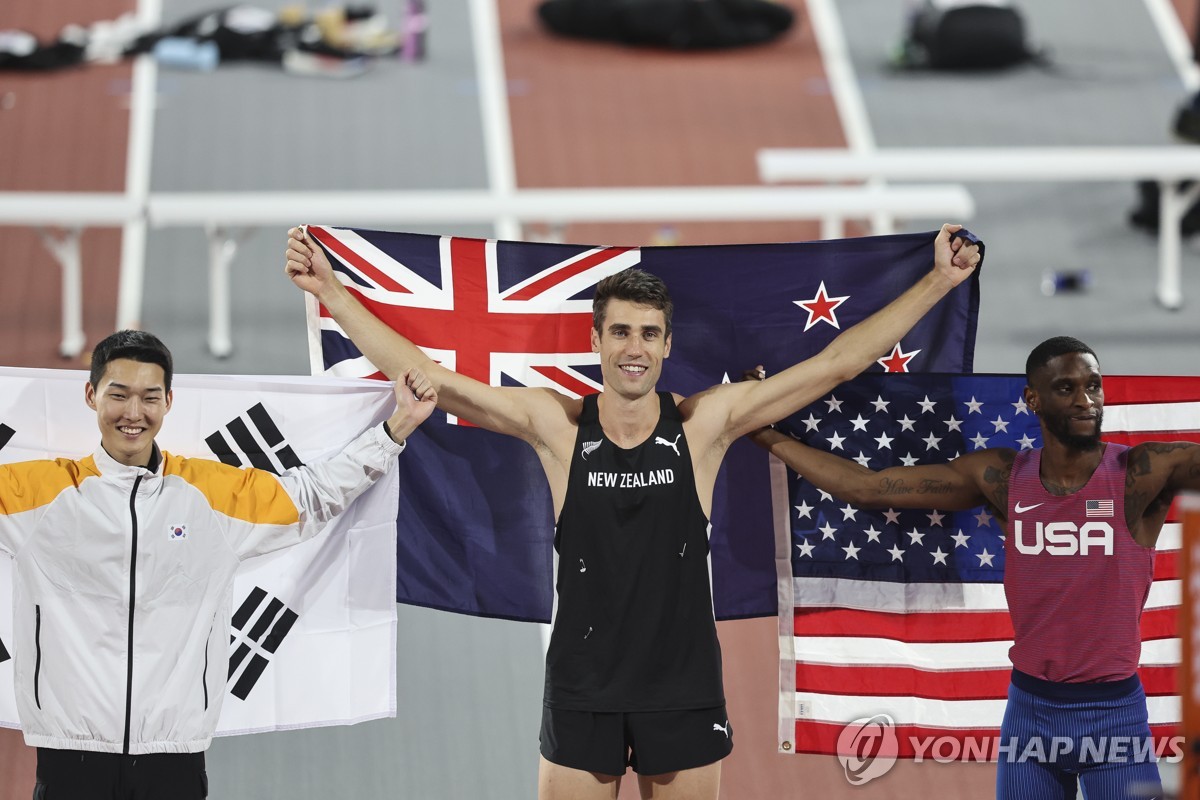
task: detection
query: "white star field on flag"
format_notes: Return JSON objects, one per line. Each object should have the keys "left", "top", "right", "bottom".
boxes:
{"left": 781, "top": 375, "right": 1042, "bottom": 581}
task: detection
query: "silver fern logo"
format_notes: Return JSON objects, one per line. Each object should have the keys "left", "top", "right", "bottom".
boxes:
{"left": 581, "top": 440, "right": 602, "bottom": 460}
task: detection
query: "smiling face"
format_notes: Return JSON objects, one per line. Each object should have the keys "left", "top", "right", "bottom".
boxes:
{"left": 591, "top": 299, "right": 672, "bottom": 401}
{"left": 85, "top": 358, "right": 173, "bottom": 467}
{"left": 1026, "top": 351, "right": 1104, "bottom": 452}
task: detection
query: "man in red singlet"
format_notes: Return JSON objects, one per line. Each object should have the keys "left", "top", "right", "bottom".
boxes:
{"left": 750, "top": 336, "right": 1200, "bottom": 799}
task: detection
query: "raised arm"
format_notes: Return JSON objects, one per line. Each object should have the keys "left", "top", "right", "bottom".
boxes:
{"left": 285, "top": 227, "right": 576, "bottom": 444}
{"left": 382, "top": 367, "right": 438, "bottom": 443}
{"left": 228, "top": 370, "right": 433, "bottom": 560}
{"left": 749, "top": 426, "right": 1011, "bottom": 514}
{"left": 681, "top": 224, "right": 981, "bottom": 446}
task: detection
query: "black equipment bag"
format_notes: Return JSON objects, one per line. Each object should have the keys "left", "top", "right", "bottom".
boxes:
{"left": 897, "top": 2, "right": 1038, "bottom": 70}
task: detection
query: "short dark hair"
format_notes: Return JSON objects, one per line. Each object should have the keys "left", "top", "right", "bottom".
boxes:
{"left": 90, "top": 330, "right": 174, "bottom": 392}
{"left": 1025, "top": 336, "right": 1098, "bottom": 383}
{"left": 592, "top": 268, "right": 674, "bottom": 336}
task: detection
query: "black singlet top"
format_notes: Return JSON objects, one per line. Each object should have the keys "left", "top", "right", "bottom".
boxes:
{"left": 543, "top": 392, "right": 725, "bottom": 712}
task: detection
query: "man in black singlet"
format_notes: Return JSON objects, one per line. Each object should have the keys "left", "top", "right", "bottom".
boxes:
{"left": 285, "top": 224, "right": 981, "bottom": 800}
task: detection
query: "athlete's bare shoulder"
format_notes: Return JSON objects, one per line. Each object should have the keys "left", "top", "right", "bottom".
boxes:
{"left": 674, "top": 382, "right": 730, "bottom": 423}
{"left": 1122, "top": 439, "right": 1200, "bottom": 525}
{"left": 512, "top": 388, "right": 584, "bottom": 455}
{"left": 958, "top": 447, "right": 1018, "bottom": 522}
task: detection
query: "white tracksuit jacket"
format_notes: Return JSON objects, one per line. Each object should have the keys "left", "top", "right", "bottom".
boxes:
{"left": 0, "top": 423, "right": 403, "bottom": 755}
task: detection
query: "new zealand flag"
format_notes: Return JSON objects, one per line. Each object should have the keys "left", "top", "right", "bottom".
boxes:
{"left": 309, "top": 226, "right": 981, "bottom": 620}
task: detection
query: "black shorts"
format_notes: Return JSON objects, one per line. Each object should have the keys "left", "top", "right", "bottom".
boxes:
{"left": 35, "top": 748, "right": 208, "bottom": 800}
{"left": 539, "top": 705, "right": 733, "bottom": 777}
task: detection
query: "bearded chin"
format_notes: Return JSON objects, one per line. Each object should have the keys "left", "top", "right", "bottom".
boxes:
{"left": 1044, "top": 412, "right": 1104, "bottom": 451}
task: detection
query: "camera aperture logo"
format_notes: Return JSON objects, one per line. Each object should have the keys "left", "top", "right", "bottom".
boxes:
{"left": 836, "top": 714, "right": 899, "bottom": 785}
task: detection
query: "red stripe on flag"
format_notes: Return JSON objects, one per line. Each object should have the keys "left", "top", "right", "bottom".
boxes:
{"left": 792, "top": 645, "right": 1177, "bottom": 701}
{"left": 793, "top": 607, "right": 1013, "bottom": 642}
{"left": 796, "top": 664, "right": 1012, "bottom": 700}
{"left": 1106, "top": 432, "right": 1200, "bottom": 448}
{"left": 506, "top": 247, "right": 634, "bottom": 301}
{"left": 792, "top": 724, "right": 998, "bottom": 762}
{"left": 1141, "top": 606, "right": 1178, "bottom": 641}
{"left": 531, "top": 366, "right": 599, "bottom": 398}
{"left": 1104, "top": 375, "right": 1200, "bottom": 404}
{"left": 309, "top": 226, "right": 412, "bottom": 294}
{"left": 1139, "top": 664, "right": 1180, "bottom": 696}
{"left": 1154, "top": 550, "right": 1179, "bottom": 581}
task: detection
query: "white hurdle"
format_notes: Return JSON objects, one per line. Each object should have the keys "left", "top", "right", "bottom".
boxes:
{"left": 0, "top": 194, "right": 141, "bottom": 358}
{"left": 757, "top": 146, "right": 1200, "bottom": 311}
{"left": 0, "top": 184, "right": 973, "bottom": 358}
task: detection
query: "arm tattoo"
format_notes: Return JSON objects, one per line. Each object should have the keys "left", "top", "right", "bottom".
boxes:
{"left": 1126, "top": 446, "right": 1152, "bottom": 485}
{"left": 982, "top": 451, "right": 1015, "bottom": 515}
{"left": 877, "top": 477, "right": 956, "bottom": 496}
{"left": 1124, "top": 442, "right": 1200, "bottom": 526}
{"left": 1145, "top": 442, "right": 1193, "bottom": 454}
{"left": 1125, "top": 442, "right": 1189, "bottom": 486}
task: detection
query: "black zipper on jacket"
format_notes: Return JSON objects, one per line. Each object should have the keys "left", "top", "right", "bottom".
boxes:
{"left": 122, "top": 474, "right": 142, "bottom": 755}
{"left": 33, "top": 605, "right": 42, "bottom": 709}
{"left": 202, "top": 623, "right": 212, "bottom": 711}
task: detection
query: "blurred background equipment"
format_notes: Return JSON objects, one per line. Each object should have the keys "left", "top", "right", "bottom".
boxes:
{"left": 537, "top": 0, "right": 795, "bottom": 49}
{"left": 891, "top": 0, "right": 1043, "bottom": 71}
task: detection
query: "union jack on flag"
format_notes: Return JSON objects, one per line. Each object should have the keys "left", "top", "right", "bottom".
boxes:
{"left": 309, "top": 226, "right": 644, "bottom": 407}
{"left": 305, "top": 225, "right": 983, "bottom": 622}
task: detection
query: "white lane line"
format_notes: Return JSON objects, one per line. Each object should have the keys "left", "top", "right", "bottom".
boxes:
{"left": 804, "top": 0, "right": 877, "bottom": 153}
{"left": 804, "top": 0, "right": 893, "bottom": 233}
{"left": 468, "top": 0, "right": 521, "bottom": 240}
{"left": 116, "top": 0, "right": 162, "bottom": 330}
{"left": 1142, "top": 0, "right": 1200, "bottom": 92}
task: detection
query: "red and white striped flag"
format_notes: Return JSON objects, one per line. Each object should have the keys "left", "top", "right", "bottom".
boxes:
{"left": 772, "top": 373, "right": 1199, "bottom": 759}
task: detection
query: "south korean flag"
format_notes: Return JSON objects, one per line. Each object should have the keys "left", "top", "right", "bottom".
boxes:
{"left": 0, "top": 367, "right": 399, "bottom": 736}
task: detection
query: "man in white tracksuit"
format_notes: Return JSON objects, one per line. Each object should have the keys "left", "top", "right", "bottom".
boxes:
{"left": 0, "top": 330, "right": 436, "bottom": 799}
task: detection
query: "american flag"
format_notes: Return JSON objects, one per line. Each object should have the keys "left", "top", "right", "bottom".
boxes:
{"left": 1086, "top": 499, "right": 1116, "bottom": 518}
{"left": 775, "top": 372, "right": 1200, "bottom": 758}
{"left": 306, "top": 225, "right": 982, "bottom": 621}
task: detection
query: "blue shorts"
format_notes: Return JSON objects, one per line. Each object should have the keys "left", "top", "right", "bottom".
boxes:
{"left": 996, "top": 670, "right": 1162, "bottom": 800}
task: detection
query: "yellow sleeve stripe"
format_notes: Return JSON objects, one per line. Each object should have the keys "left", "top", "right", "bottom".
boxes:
{"left": 164, "top": 454, "right": 300, "bottom": 526}
{"left": 0, "top": 458, "right": 94, "bottom": 516}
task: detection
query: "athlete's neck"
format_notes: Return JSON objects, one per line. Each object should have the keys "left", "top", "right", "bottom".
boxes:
{"left": 597, "top": 390, "right": 661, "bottom": 448}
{"left": 1038, "top": 440, "right": 1106, "bottom": 496}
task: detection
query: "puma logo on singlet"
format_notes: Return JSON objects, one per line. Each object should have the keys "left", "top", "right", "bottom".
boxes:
{"left": 654, "top": 434, "right": 682, "bottom": 457}
{"left": 581, "top": 440, "right": 602, "bottom": 460}
{"left": 1014, "top": 501, "right": 1045, "bottom": 514}
{"left": 713, "top": 721, "right": 731, "bottom": 738}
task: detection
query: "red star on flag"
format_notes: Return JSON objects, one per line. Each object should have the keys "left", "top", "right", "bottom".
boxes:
{"left": 794, "top": 281, "right": 850, "bottom": 331}
{"left": 877, "top": 342, "right": 921, "bottom": 373}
